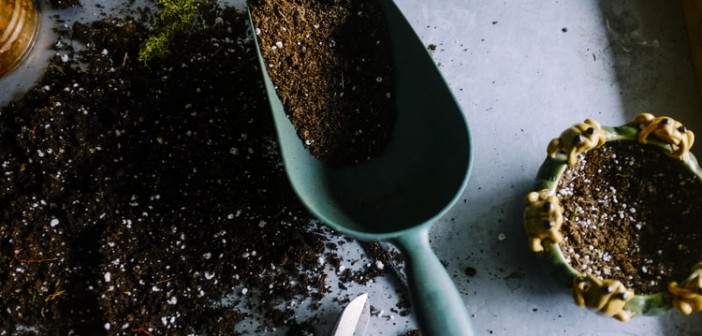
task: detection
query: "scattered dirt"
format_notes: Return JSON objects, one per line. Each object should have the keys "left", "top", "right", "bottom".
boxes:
{"left": 557, "top": 141, "right": 702, "bottom": 294}
{"left": 50, "top": 0, "right": 82, "bottom": 9}
{"left": 0, "top": 2, "right": 407, "bottom": 335}
{"left": 249, "top": 0, "right": 396, "bottom": 165}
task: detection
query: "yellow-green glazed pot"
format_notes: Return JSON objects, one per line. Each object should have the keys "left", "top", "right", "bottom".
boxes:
{"left": 525, "top": 113, "right": 702, "bottom": 321}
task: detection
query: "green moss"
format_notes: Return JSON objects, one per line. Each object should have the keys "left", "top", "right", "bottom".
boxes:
{"left": 138, "top": 0, "right": 202, "bottom": 64}
{"left": 139, "top": 33, "right": 171, "bottom": 63}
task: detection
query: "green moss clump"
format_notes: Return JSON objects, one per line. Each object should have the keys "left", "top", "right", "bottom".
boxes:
{"left": 138, "top": 0, "right": 201, "bottom": 64}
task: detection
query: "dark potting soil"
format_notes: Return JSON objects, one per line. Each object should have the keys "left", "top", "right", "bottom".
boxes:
{"left": 0, "top": 2, "right": 406, "bottom": 335}
{"left": 557, "top": 141, "right": 702, "bottom": 294}
{"left": 249, "top": 0, "right": 396, "bottom": 165}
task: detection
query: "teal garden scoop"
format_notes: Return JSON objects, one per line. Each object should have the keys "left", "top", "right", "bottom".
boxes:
{"left": 249, "top": 1, "right": 474, "bottom": 335}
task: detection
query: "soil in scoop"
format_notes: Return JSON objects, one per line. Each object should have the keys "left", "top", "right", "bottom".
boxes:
{"left": 249, "top": 0, "right": 396, "bottom": 165}
{"left": 557, "top": 141, "right": 702, "bottom": 294}
{"left": 0, "top": 2, "right": 404, "bottom": 334}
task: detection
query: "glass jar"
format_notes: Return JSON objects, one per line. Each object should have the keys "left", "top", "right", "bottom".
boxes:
{"left": 0, "top": 0, "right": 40, "bottom": 78}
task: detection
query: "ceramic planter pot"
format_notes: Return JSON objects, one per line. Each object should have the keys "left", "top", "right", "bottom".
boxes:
{"left": 525, "top": 113, "right": 702, "bottom": 321}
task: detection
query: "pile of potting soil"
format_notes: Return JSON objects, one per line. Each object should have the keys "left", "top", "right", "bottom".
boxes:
{"left": 0, "top": 2, "right": 405, "bottom": 334}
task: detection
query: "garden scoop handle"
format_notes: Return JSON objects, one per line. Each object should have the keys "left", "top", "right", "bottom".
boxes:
{"left": 393, "top": 227, "right": 474, "bottom": 336}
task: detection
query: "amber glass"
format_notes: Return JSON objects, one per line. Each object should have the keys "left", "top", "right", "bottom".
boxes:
{"left": 0, "top": 0, "right": 39, "bottom": 77}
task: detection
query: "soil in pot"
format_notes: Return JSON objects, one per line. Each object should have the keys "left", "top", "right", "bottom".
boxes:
{"left": 556, "top": 140, "right": 702, "bottom": 295}
{"left": 0, "top": 2, "right": 408, "bottom": 334}
{"left": 249, "top": 0, "right": 396, "bottom": 165}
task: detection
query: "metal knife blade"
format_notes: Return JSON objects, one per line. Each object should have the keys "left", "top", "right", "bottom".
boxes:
{"left": 331, "top": 293, "right": 370, "bottom": 336}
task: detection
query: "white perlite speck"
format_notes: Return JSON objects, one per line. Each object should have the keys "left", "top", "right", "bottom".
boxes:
{"left": 375, "top": 261, "right": 385, "bottom": 270}
{"left": 104, "top": 272, "right": 111, "bottom": 283}
{"left": 50, "top": 218, "right": 60, "bottom": 227}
